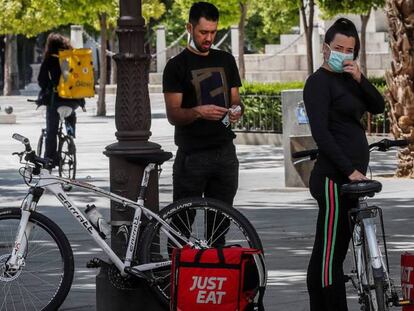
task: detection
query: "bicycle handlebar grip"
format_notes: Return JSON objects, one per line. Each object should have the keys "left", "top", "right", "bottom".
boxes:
{"left": 12, "top": 133, "right": 32, "bottom": 152}
{"left": 291, "top": 149, "right": 318, "bottom": 159}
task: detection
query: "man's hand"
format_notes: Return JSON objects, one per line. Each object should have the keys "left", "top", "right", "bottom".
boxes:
{"left": 348, "top": 169, "right": 368, "bottom": 181}
{"left": 193, "top": 105, "right": 228, "bottom": 121}
{"left": 229, "top": 105, "right": 242, "bottom": 123}
{"left": 343, "top": 60, "right": 362, "bottom": 83}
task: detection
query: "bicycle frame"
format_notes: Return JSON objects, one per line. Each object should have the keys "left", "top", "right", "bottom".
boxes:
{"left": 8, "top": 163, "right": 194, "bottom": 277}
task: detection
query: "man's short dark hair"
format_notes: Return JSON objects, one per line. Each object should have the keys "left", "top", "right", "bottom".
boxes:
{"left": 189, "top": 2, "right": 219, "bottom": 26}
{"left": 324, "top": 18, "right": 360, "bottom": 60}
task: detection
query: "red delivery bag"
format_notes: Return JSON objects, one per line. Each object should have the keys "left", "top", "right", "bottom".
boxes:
{"left": 402, "top": 252, "right": 414, "bottom": 311}
{"left": 170, "top": 246, "right": 266, "bottom": 311}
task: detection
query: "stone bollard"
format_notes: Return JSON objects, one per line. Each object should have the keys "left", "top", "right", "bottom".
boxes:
{"left": 0, "top": 105, "right": 16, "bottom": 124}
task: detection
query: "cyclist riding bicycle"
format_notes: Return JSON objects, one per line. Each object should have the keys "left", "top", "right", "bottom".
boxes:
{"left": 303, "top": 18, "right": 385, "bottom": 311}
{"left": 38, "top": 33, "right": 85, "bottom": 167}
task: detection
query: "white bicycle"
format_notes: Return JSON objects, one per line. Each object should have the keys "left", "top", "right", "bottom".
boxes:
{"left": 293, "top": 138, "right": 412, "bottom": 311}
{"left": 0, "top": 133, "right": 266, "bottom": 310}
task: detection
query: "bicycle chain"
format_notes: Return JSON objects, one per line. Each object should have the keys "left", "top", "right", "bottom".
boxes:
{"left": 107, "top": 263, "right": 141, "bottom": 290}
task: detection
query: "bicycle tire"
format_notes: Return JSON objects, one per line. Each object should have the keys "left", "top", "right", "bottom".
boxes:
{"left": 138, "top": 197, "right": 263, "bottom": 305}
{"left": 58, "top": 135, "right": 76, "bottom": 179}
{"left": 0, "top": 208, "right": 74, "bottom": 311}
{"left": 36, "top": 130, "right": 45, "bottom": 157}
{"left": 361, "top": 236, "right": 388, "bottom": 311}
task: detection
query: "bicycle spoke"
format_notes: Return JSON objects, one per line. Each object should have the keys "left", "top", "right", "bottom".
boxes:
{"left": 0, "top": 213, "right": 72, "bottom": 311}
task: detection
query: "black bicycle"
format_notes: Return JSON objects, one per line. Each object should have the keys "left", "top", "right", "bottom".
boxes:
{"left": 293, "top": 139, "right": 413, "bottom": 311}
{"left": 29, "top": 100, "right": 77, "bottom": 180}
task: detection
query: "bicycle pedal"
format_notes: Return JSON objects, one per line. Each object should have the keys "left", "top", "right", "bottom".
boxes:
{"left": 86, "top": 258, "right": 102, "bottom": 268}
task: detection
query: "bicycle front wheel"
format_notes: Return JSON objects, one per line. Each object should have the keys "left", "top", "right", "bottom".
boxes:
{"left": 36, "top": 130, "right": 46, "bottom": 157}
{"left": 138, "top": 197, "right": 263, "bottom": 305}
{"left": 0, "top": 208, "right": 74, "bottom": 311}
{"left": 58, "top": 136, "right": 76, "bottom": 179}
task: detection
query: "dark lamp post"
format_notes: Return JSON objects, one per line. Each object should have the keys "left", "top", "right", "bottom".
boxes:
{"left": 96, "top": 0, "right": 170, "bottom": 310}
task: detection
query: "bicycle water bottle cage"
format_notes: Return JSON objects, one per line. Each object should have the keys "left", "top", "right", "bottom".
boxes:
{"left": 341, "top": 180, "right": 382, "bottom": 199}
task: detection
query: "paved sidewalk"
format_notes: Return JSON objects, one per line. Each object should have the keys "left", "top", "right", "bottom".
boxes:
{"left": 0, "top": 95, "right": 413, "bottom": 310}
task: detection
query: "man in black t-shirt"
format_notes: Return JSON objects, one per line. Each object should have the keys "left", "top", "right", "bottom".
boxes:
{"left": 163, "top": 2, "right": 243, "bottom": 246}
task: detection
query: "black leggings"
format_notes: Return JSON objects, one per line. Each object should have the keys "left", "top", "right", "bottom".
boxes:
{"left": 307, "top": 172, "right": 357, "bottom": 311}
{"left": 45, "top": 104, "right": 76, "bottom": 163}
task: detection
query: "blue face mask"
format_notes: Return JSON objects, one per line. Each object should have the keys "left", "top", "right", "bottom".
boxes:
{"left": 327, "top": 46, "right": 354, "bottom": 73}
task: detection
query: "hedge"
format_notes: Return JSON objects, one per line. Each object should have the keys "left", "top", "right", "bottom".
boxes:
{"left": 238, "top": 78, "right": 388, "bottom": 133}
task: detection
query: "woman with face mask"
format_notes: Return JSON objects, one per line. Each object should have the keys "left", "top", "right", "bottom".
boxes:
{"left": 303, "top": 18, "right": 385, "bottom": 311}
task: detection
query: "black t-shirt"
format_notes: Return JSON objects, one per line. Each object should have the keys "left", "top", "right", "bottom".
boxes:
{"left": 163, "top": 48, "right": 242, "bottom": 153}
{"left": 304, "top": 67, "right": 385, "bottom": 178}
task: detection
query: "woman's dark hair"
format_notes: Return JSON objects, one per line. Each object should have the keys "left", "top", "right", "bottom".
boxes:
{"left": 44, "top": 33, "right": 72, "bottom": 58}
{"left": 189, "top": 2, "right": 219, "bottom": 26}
{"left": 324, "top": 18, "right": 360, "bottom": 60}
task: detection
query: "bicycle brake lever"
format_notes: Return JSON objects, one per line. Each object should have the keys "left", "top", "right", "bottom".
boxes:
{"left": 12, "top": 152, "right": 24, "bottom": 159}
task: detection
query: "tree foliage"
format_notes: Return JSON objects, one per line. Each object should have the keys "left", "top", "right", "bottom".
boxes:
{"left": 0, "top": 0, "right": 166, "bottom": 36}
{"left": 0, "top": 0, "right": 64, "bottom": 36}
{"left": 318, "top": 0, "right": 385, "bottom": 17}
{"left": 249, "top": 0, "right": 299, "bottom": 38}
{"left": 173, "top": 0, "right": 241, "bottom": 29}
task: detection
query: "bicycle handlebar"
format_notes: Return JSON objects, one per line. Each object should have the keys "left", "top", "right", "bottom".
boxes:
{"left": 12, "top": 133, "right": 32, "bottom": 152}
{"left": 12, "top": 133, "right": 52, "bottom": 169}
{"left": 292, "top": 139, "right": 409, "bottom": 160}
{"left": 291, "top": 149, "right": 318, "bottom": 160}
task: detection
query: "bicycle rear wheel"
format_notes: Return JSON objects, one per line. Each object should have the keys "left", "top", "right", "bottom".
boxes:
{"left": 361, "top": 236, "right": 389, "bottom": 311}
{"left": 138, "top": 197, "right": 263, "bottom": 305}
{"left": 58, "top": 136, "right": 76, "bottom": 179}
{"left": 0, "top": 208, "right": 74, "bottom": 311}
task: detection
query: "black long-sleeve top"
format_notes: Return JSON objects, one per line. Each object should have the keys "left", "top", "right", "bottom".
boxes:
{"left": 38, "top": 56, "right": 61, "bottom": 90}
{"left": 303, "top": 67, "right": 385, "bottom": 178}
{"left": 38, "top": 55, "right": 85, "bottom": 107}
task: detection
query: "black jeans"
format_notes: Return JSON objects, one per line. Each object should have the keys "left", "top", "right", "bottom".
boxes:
{"left": 172, "top": 142, "right": 239, "bottom": 247}
{"left": 45, "top": 104, "right": 76, "bottom": 164}
{"left": 307, "top": 171, "right": 357, "bottom": 311}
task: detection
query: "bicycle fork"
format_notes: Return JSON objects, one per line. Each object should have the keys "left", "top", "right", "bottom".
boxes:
{"left": 7, "top": 187, "right": 44, "bottom": 269}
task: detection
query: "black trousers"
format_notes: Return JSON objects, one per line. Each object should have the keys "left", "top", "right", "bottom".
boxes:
{"left": 307, "top": 171, "right": 357, "bottom": 311}
{"left": 171, "top": 142, "right": 239, "bottom": 247}
{"left": 45, "top": 104, "right": 76, "bottom": 164}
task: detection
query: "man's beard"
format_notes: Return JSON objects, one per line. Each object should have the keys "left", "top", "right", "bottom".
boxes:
{"left": 190, "top": 34, "right": 210, "bottom": 53}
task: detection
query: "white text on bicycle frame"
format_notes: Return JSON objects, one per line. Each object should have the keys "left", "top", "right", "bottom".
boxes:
{"left": 402, "top": 266, "right": 413, "bottom": 300}
{"left": 190, "top": 276, "right": 227, "bottom": 304}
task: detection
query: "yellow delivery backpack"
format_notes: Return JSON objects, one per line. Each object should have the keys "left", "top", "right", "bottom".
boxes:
{"left": 57, "top": 48, "right": 95, "bottom": 99}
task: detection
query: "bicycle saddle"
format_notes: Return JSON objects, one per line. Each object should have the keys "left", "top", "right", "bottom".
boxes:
{"left": 57, "top": 106, "right": 73, "bottom": 119}
{"left": 341, "top": 180, "right": 382, "bottom": 198}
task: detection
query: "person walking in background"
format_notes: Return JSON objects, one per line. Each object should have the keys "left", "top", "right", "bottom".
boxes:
{"left": 38, "top": 33, "right": 83, "bottom": 167}
{"left": 162, "top": 1, "right": 244, "bottom": 246}
{"left": 304, "top": 18, "right": 385, "bottom": 311}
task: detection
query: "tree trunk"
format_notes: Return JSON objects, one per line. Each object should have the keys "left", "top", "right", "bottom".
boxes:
{"left": 3, "top": 34, "right": 19, "bottom": 95}
{"left": 385, "top": 0, "right": 414, "bottom": 177}
{"left": 238, "top": 1, "right": 247, "bottom": 80}
{"left": 360, "top": 12, "right": 370, "bottom": 77}
{"left": 97, "top": 13, "right": 107, "bottom": 116}
{"left": 109, "top": 26, "right": 117, "bottom": 85}
{"left": 300, "top": 0, "right": 315, "bottom": 75}
{"left": 360, "top": 11, "right": 371, "bottom": 134}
